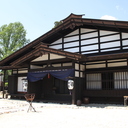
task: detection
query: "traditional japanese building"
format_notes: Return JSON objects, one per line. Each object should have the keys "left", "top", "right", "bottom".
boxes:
{"left": 1, "top": 13, "right": 128, "bottom": 104}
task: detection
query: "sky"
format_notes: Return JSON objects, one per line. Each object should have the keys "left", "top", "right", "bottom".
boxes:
{"left": 0, "top": 0, "right": 128, "bottom": 42}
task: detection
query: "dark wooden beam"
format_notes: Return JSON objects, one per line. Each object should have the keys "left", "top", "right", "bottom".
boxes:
{"left": 86, "top": 52, "right": 128, "bottom": 61}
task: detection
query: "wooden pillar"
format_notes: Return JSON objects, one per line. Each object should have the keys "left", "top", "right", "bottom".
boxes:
{"left": 3, "top": 70, "right": 6, "bottom": 98}
{"left": 71, "top": 78, "right": 76, "bottom": 104}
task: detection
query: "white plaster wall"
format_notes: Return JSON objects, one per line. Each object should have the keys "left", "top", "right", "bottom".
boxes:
{"left": 80, "top": 64, "right": 85, "bottom": 71}
{"left": 101, "top": 41, "right": 120, "bottom": 49}
{"left": 32, "top": 54, "right": 48, "bottom": 62}
{"left": 64, "top": 41, "right": 79, "bottom": 48}
{"left": 75, "top": 63, "right": 79, "bottom": 70}
{"left": 52, "top": 64, "right": 61, "bottom": 67}
{"left": 50, "top": 53, "right": 66, "bottom": 60}
{"left": 64, "top": 47, "right": 79, "bottom": 53}
{"left": 62, "top": 63, "right": 72, "bottom": 66}
{"left": 30, "top": 65, "right": 42, "bottom": 69}
{"left": 64, "top": 35, "right": 79, "bottom": 42}
{"left": 75, "top": 71, "right": 79, "bottom": 77}
{"left": 108, "top": 62, "right": 127, "bottom": 67}
{"left": 49, "top": 44, "right": 62, "bottom": 49}
{"left": 81, "top": 32, "right": 98, "bottom": 39}
{"left": 122, "top": 40, "right": 128, "bottom": 46}
{"left": 100, "top": 34, "right": 120, "bottom": 42}
{"left": 81, "top": 28, "right": 96, "bottom": 33}
{"left": 86, "top": 64, "right": 105, "bottom": 69}
{"left": 122, "top": 33, "right": 128, "bottom": 39}
{"left": 100, "top": 30, "right": 117, "bottom": 36}
{"left": 18, "top": 70, "right": 28, "bottom": 73}
{"left": 81, "top": 38, "right": 98, "bottom": 45}
{"left": 81, "top": 44, "right": 98, "bottom": 52}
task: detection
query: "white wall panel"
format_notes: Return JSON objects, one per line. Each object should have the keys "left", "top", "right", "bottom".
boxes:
{"left": 65, "top": 29, "right": 79, "bottom": 36}
{"left": 64, "top": 41, "right": 79, "bottom": 48}
{"left": 30, "top": 65, "right": 42, "bottom": 69}
{"left": 75, "top": 63, "right": 79, "bottom": 70}
{"left": 101, "top": 48, "right": 120, "bottom": 52}
{"left": 100, "top": 30, "right": 117, "bottom": 36}
{"left": 64, "top": 47, "right": 79, "bottom": 52}
{"left": 122, "top": 33, "right": 128, "bottom": 39}
{"left": 32, "top": 54, "right": 48, "bottom": 62}
{"left": 62, "top": 63, "right": 72, "bottom": 66}
{"left": 123, "top": 46, "right": 128, "bottom": 49}
{"left": 81, "top": 32, "right": 98, "bottom": 39}
{"left": 18, "top": 70, "right": 28, "bottom": 73}
{"left": 86, "top": 64, "right": 105, "bottom": 69}
{"left": 80, "top": 64, "right": 85, "bottom": 71}
{"left": 52, "top": 64, "right": 61, "bottom": 67}
{"left": 108, "top": 59, "right": 126, "bottom": 62}
{"left": 80, "top": 72, "right": 84, "bottom": 78}
{"left": 49, "top": 44, "right": 62, "bottom": 49}
{"left": 82, "top": 51, "right": 98, "bottom": 54}
{"left": 75, "top": 71, "right": 79, "bottom": 77}
{"left": 100, "top": 34, "right": 120, "bottom": 42}
{"left": 81, "top": 28, "right": 96, "bottom": 33}
{"left": 64, "top": 35, "right": 79, "bottom": 42}
{"left": 101, "top": 41, "right": 120, "bottom": 49}
{"left": 81, "top": 45, "right": 98, "bottom": 51}
{"left": 122, "top": 40, "right": 128, "bottom": 46}
{"left": 86, "top": 61, "right": 105, "bottom": 64}
{"left": 50, "top": 53, "right": 66, "bottom": 60}
{"left": 81, "top": 38, "right": 98, "bottom": 45}
{"left": 108, "top": 62, "right": 127, "bottom": 67}
{"left": 52, "top": 38, "right": 62, "bottom": 44}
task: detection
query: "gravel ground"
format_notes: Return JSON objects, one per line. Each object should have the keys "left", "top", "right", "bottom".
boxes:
{"left": 0, "top": 99, "right": 128, "bottom": 128}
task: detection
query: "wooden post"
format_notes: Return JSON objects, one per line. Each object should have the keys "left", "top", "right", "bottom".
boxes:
{"left": 3, "top": 70, "right": 6, "bottom": 98}
{"left": 72, "top": 78, "right": 76, "bottom": 104}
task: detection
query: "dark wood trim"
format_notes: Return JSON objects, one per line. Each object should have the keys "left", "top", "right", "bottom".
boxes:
{"left": 79, "top": 28, "right": 81, "bottom": 54}
{"left": 28, "top": 66, "right": 73, "bottom": 72}
{"left": 98, "top": 29, "right": 101, "bottom": 52}
{"left": 62, "top": 37, "right": 64, "bottom": 50}
{"left": 3, "top": 70, "right": 6, "bottom": 98}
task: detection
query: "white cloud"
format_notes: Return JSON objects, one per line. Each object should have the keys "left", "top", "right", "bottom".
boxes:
{"left": 100, "top": 15, "right": 117, "bottom": 20}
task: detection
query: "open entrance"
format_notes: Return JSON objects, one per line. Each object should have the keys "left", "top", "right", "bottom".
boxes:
{"left": 28, "top": 69, "right": 74, "bottom": 103}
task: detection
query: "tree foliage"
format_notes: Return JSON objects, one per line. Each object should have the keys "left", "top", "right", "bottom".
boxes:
{"left": 0, "top": 22, "right": 30, "bottom": 60}
{"left": 53, "top": 21, "right": 63, "bottom": 28}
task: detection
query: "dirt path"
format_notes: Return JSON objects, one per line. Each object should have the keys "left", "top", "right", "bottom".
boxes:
{"left": 0, "top": 99, "right": 128, "bottom": 128}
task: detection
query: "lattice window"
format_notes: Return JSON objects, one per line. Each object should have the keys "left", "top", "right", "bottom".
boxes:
{"left": 86, "top": 73, "right": 101, "bottom": 89}
{"left": 114, "top": 72, "right": 128, "bottom": 89}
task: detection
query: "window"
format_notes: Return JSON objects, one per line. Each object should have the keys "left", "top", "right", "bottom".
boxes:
{"left": 86, "top": 73, "right": 101, "bottom": 89}
{"left": 114, "top": 72, "right": 128, "bottom": 89}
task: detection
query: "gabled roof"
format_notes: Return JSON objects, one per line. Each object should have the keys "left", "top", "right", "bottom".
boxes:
{"left": 1, "top": 13, "right": 128, "bottom": 68}
{"left": 0, "top": 43, "right": 86, "bottom": 69}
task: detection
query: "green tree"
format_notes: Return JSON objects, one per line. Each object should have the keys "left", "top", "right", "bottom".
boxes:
{"left": 0, "top": 22, "right": 30, "bottom": 60}
{"left": 53, "top": 21, "right": 63, "bottom": 28}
